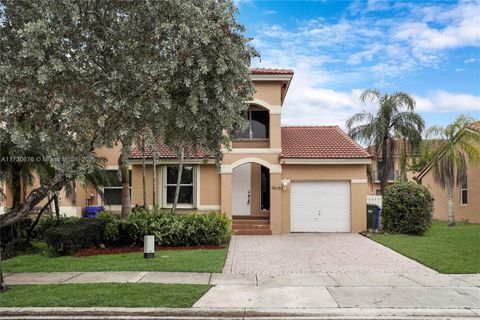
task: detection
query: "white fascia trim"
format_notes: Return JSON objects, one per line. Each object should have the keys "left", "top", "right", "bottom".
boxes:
{"left": 351, "top": 179, "right": 368, "bottom": 184}
{"left": 221, "top": 157, "right": 282, "bottom": 174}
{"left": 197, "top": 205, "right": 221, "bottom": 211}
{"left": 280, "top": 158, "right": 372, "bottom": 165}
{"left": 251, "top": 74, "right": 293, "bottom": 81}
{"left": 225, "top": 148, "right": 282, "bottom": 154}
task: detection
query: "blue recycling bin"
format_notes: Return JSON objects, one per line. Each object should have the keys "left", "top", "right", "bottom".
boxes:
{"left": 374, "top": 206, "right": 381, "bottom": 229}
{"left": 84, "top": 206, "right": 104, "bottom": 218}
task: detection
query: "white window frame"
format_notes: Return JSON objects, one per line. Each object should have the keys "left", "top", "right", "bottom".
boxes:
{"left": 461, "top": 176, "right": 468, "bottom": 205}
{"left": 162, "top": 165, "right": 197, "bottom": 209}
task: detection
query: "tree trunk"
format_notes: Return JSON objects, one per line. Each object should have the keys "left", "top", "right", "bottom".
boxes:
{"left": 0, "top": 248, "right": 6, "bottom": 292}
{"left": 53, "top": 193, "right": 60, "bottom": 225}
{"left": 0, "top": 170, "right": 70, "bottom": 227}
{"left": 141, "top": 137, "right": 147, "bottom": 208}
{"left": 11, "top": 169, "right": 21, "bottom": 210}
{"left": 447, "top": 178, "right": 456, "bottom": 227}
{"left": 171, "top": 147, "right": 184, "bottom": 214}
{"left": 120, "top": 162, "right": 131, "bottom": 219}
{"left": 26, "top": 196, "right": 54, "bottom": 242}
{"left": 152, "top": 155, "right": 157, "bottom": 207}
{"left": 380, "top": 138, "right": 389, "bottom": 196}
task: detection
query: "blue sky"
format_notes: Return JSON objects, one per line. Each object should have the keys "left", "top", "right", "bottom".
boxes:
{"left": 236, "top": 0, "right": 480, "bottom": 129}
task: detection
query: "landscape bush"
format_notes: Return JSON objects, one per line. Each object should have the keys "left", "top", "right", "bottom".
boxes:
{"left": 44, "top": 218, "right": 106, "bottom": 255}
{"left": 100, "top": 208, "right": 232, "bottom": 246}
{"left": 127, "top": 209, "right": 231, "bottom": 246}
{"left": 43, "top": 209, "right": 231, "bottom": 255}
{"left": 35, "top": 215, "right": 80, "bottom": 239}
{"left": 381, "top": 181, "right": 434, "bottom": 235}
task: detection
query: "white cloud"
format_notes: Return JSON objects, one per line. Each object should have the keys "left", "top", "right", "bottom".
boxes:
{"left": 393, "top": 2, "right": 480, "bottom": 51}
{"left": 414, "top": 91, "right": 480, "bottom": 112}
{"left": 464, "top": 58, "right": 477, "bottom": 63}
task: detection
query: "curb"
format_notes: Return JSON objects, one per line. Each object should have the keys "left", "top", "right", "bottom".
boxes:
{"left": 1, "top": 307, "right": 479, "bottom": 319}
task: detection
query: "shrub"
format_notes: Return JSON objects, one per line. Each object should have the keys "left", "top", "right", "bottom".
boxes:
{"left": 0, "top": 217, "right": 32, "bottom": 244}
{"left": 44, "top": 218, "right": 106, "bottom": 255}
{"left": 126, "top": 209, "right": 231, "bottom": 246}
{"left": 381, "top": 181, "right": 434, "bottom": 235}
{"left": 35, "top": 216, "right": 80, "bottom": 239}
{"left": 96, "top": 211, "right": 130, "bottom": 244}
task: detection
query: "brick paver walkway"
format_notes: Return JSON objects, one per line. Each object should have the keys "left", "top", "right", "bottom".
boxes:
{"left": 223, "top": 234, "right": 436, "bottom": 275}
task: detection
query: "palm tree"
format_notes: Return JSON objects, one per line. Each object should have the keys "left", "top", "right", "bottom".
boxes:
{"left": 347, "top": 89, "right": 425, "bottom": 195}
{"left": 417, "top": 116, "right": 480, "bottom": 227}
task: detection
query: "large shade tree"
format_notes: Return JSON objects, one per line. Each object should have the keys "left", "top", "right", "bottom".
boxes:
{"left": 161, "top": 0, "right": 257, "bottom": 212}
{"left": 417, "top": 116, "right": 480, "bottom": 227}
{"left": 347, "top": 89, "right": 425, "bottom": 195}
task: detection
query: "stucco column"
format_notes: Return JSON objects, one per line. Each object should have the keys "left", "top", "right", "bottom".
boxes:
{"left": 220, "top": 173, "right": 232, "bottom": 219}
{"left": 269, "top": 172, "right": 282, "bottom": 234}
{"left": 351, "top": 180, "right": 367, "bottom": 232}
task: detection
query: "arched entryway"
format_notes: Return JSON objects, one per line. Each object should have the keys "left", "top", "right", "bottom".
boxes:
{"left": 220, "top": 157, "right": 282, "bottom": 235}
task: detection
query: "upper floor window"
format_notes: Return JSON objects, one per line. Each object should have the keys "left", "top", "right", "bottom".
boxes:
{"left": 461, "top": 175, "right": 468, "bottom": 205}
{"left": 375, "top": 161, "right": 395, "bottom": 181}
{"left": 236, "top": 109, "right": 269, "bottom": 139}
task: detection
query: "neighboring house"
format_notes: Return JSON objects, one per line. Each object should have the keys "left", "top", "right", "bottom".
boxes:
{"left": 366, "top": 142, "right": 418, "bottom": 195}
{"left": 2, "top": 68, "right": 372, "bottom": 234}
{"left": 416, "top": 122, "right": 480, "bottom": 224}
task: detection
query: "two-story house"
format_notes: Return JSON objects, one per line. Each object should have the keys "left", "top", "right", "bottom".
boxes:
{"left": 1, "top": 68, "right": 372, "bottom": 234}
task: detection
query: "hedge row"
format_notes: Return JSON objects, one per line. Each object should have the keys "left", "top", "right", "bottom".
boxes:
{"left": 43, "top": 209, "right": 231, "bottom": 255}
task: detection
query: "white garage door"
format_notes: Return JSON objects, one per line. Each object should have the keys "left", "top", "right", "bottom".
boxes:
{"left": 290, "top": 181, "right": 350, "bottom": 232}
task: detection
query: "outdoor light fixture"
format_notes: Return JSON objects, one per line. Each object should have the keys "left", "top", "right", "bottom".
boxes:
{"left": 281, "top": 179, "right": 290, "bottom": 191}
{"left": 144, "top": 235, "right": 155, "bottom": 259}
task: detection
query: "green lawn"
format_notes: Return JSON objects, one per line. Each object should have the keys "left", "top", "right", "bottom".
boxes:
{"left": 3, "top": 249, "right": 228, "bottom": 273}
{"left": 370, "top": 220, "right": 480, "bottom": 273}
{"left": 0, "top": 283, "right": 210, "bottom": 308}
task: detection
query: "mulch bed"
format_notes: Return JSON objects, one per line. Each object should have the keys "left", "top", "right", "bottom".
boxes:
{"left": 75, "top": 245, "right": 225, "bottom": 257}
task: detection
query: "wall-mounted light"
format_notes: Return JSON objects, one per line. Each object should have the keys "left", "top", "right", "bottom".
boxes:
{"left": 281, "top": 179, "right": 290, "bottom": 191}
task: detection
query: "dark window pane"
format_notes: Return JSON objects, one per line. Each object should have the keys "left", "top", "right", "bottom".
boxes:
{"left": 167, "top": 166, "right": 193, "bottom": 184}
{"left": 462, "top": 190, "right": 468, "bottom": 204}
{"left": 251, "top": 110, "right": 269, "bottom": 138}
{"left": 104, "top": 170, "right": 131, "bottom": 187}
{"left": 376, "top": 161, "right": 394, "bottom": 180}
{"left": 105, "top": 170, "right": 121, "bottom": 187}
{"left": 260, "top": 166, "right": 270, "bottom": 210}
{"left": 166, "top": 186, "right": 193, "bottom": 204}
{"left": 104, "top": 189, "right": 122, "bottom": 205}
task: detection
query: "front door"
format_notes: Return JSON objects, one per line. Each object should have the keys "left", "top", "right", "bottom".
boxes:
{"left": 232, "top": 163, "right": 251, "bottom": 215}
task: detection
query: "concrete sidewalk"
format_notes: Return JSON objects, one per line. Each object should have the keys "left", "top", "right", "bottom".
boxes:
{"left": 4, "top": 271, "right": 480, "bottom": 287}
{"left": 4, "top": 271, "right": 480, "bottom": 312}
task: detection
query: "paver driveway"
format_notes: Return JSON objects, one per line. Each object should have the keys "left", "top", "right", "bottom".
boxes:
{"left": 223, "top": 234, "right": 435, "bottom": 275}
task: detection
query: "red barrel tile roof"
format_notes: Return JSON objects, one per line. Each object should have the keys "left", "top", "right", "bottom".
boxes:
{"left": 130, "top": 143, "right": 209, "bottom": 159}
{"left": 466, "top": 121, "right": 480, "bottom": 132}
{"left": 131, "top": 126, "right": 370, "bottom": 160}
{"left": 250, "top": 68, "right": 294, "bottom": 75}
{"left": 281, "top": 126, "right": 371, "bottom": 159}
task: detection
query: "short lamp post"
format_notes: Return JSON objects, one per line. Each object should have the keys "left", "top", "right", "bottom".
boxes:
{"left": 144, "top": 235, "right": 155, "bottom": 259}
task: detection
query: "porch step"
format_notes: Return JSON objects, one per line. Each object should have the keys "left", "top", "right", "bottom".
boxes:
{"left": 233, "top": 229, "right": 272, "bottom": 235}
{"left": 232, "top": 223, "right": 271, "bottom": 230}
{"left": 232, "top": 217, "right": 271, "bottom": 235}
{"left": 232, "top": 219, "right": 270, "bottom": 225}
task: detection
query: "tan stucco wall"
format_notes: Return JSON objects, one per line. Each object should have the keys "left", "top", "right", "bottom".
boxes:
{"left": 253, "top": 82, "right": 282, "bottom": 106}
{"left": 199, "top": 164, "right": 221, "bottom": 206}
{"left": 281, "top": 164, "right": 368, "bottom": 233}
{"left": 232, "top": 141, "right": 269, "bottom": 148}
{"left": 422, "top": 161, "right": 480, "bottom": 223}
